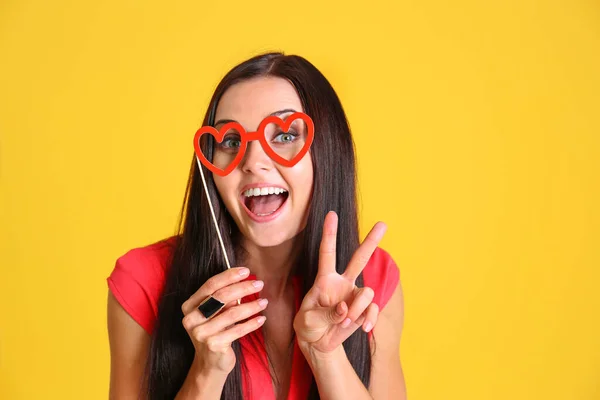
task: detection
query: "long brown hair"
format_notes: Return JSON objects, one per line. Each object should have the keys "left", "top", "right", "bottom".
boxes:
{"left": 146, "top": 52, "right": 371, "bottom": 399}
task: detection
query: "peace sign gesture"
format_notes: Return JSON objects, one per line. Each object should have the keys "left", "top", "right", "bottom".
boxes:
{"left": 293, "top": 211, "right": 387, "bottom": 356}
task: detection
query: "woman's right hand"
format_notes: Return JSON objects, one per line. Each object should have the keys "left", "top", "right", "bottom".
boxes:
{"left": 180, "top": 267, "right": 267, "bottom": 375}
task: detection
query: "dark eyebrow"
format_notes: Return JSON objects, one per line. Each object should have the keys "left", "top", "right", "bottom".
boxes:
{"left": 268, "top": 108, "right": 298, "bottom": 117}
{"left": 214, "top": 108, "right": 299, "bottom": 127}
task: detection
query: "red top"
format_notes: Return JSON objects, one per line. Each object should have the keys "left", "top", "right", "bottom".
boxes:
{"left": 107, "top": 237, "right": 400, "bottom": 399}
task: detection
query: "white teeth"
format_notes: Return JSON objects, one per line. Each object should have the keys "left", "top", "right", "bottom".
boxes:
{"left": 243, "top": 187, "right": 288, "bottom": 197}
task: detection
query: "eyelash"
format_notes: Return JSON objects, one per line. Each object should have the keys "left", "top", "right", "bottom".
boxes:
{"left": 216, "top": 130, "right": 299, "bottom": 150}
{"left": 220, "top": 136, "right": 241, "bottom": 149}
{"left": 273, "top": 130, "right": 299, "bottom": 143}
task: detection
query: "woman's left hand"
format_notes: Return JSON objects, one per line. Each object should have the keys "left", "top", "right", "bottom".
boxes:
{"left": 293, "top": 211, "right": 387, "bottom": 357}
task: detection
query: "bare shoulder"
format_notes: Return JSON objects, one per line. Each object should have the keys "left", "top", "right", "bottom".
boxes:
{"left": 107, "top": 290, "right": 151, "bottom": 399}
{"left": 369, "top": 271, "right": 407, "bottom": 399}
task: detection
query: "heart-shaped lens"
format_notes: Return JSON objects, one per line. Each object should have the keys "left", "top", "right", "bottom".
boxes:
{"left": 263, "top": 118, "right": 307, "bottom": 163}
{"left": 193, "top": 122, "right": 246, "bottom": 177}
{"left": 211, "top": 125, "right": 243, "bottom": 170}
{"left": 260, "top": 113, "right": 313, "bottom": 167}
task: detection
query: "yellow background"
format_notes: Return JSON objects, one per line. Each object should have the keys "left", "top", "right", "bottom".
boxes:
{"left": 1, "top": 0, "right": 598, "bottom": 399}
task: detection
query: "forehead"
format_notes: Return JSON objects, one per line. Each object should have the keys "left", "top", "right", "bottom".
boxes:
{"left": 214, "top": 76, "right": 303, "bottom": 128}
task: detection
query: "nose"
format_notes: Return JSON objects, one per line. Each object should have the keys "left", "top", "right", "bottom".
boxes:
{"left": 241, "top": 141, "right": 273, "bottom": 174}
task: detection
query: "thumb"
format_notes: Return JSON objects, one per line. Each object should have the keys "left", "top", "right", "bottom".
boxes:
{"left": 326, "top": 301, "right": 348, "bottom": 325}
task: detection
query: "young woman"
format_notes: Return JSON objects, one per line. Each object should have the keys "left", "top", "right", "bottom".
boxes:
{"left": 107, "top": 52, "right": 406, "bottom": 400}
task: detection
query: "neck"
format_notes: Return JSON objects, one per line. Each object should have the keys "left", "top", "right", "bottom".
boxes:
{"left": 240, "top": 233, "right": 303, "bottom": 300}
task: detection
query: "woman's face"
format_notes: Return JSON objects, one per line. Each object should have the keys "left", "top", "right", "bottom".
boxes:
{"left": 212, "top": 76, "right": 314, "bottom": 248}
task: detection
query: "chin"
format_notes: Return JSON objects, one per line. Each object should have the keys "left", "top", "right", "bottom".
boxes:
{"left": 247, "top": 232, "right": 292, "bottom": 248}
{"left": 242, "top": 224, "right": 304, "bottom": 249}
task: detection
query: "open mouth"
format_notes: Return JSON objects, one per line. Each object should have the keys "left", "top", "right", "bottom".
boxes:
{"left": 241, "top": 188, "right": 289, "bottom": 220}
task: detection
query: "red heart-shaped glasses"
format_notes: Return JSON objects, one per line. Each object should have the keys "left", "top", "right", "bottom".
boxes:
{"left": 193, "top": 112, "right": 315, "bottom": 177}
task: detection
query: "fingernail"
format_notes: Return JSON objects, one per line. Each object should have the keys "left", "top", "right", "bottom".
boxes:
{"left": 253, "top": 280, "right": 264, "bottom": 288}
{"left": 239, "top": 268, "right": 250, "bottom": 276}
{"left": 257, "top": 316, "right": 266, "bottom": 324}
{"left": 341, "top": 318, "right": 352, "bottom": 328}
{"left": 258, "top": 298, "right": 269, "bottom": 307}
{"left": 364, "top": 322, "right": 373, "bottom": 332}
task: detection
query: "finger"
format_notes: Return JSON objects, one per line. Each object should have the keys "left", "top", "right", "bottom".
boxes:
{"left": 184, "top": 297, "right": 264, "bottom": 336}
{"left": 340, "top": 287, "right": 374, "bottom": 328}
{"left": 303, "top": 300, "right": 348, "bottom": 329}
{"left": 182, "top": 280, "right": 264, "bottom": 328}
{"left": 361, "top": 302, "right": 379, "bottom": 333}
{"left": 318, "top": 211, "right": 338, "bottom": 276}
{"left": 197, "top": 298, "right": 269, "bottom": 338}
{"left": 221, "top": 300, "right": 238, "bottom": 330}
{"left": 181, "top": 267, "right": 250, "bottom": 315}
{"left": 182, "top": 308, "right": 204, "bottom": 332}
{"left": 211, "top": 279, "right": 264, "bottom": 306}
{"left": 343, "top": 222, "right": 387, "bottom": 282}
{"left": 223, "top": 300, "right": 238, "bottom": 310}
{"left": 208, "top": 315, "right": 267, "bottom": 350}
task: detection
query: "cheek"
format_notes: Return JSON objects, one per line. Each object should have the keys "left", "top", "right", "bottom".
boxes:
{"left": 302, "top": 153, "right": 314, "bottom": 186}
{"left": 288, "top": 156, "right": 314, "bottom": 200}
{"left": 212, "top": 175, "right": 237, "bottom": 206}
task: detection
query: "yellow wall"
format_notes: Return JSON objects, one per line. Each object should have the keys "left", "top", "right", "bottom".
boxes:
{"left": 1, "top": 1, "right": 598, "bottom": 399}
